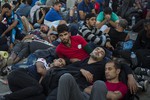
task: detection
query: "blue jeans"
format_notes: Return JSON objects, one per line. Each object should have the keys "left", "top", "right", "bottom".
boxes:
{"left": 12, "top": 54, "right": 37, "bottom": 70}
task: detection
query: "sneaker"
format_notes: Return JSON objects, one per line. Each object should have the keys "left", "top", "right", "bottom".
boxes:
{"left": 134, "top": 75, "right": 150, "bottom": 82}
{"left": 138, "top": 80, "right": 149, "bottom": 92}
{"left": 134, "top": 67, "right": 150, "bottom": 76}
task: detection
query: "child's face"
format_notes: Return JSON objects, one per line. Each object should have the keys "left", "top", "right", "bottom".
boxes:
{"left": 48, "top": 34, "right": 58, "bottom": 42}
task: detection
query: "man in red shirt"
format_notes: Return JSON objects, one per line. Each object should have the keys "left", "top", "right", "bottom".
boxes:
{"left": 83, "top": 59, "right": 128, "bottom": 100}
{"left": 56, "top": 24, "right": 92, "bottom": 63}
{"left": 105, "top": 60, "right": 128, "bottom": 99}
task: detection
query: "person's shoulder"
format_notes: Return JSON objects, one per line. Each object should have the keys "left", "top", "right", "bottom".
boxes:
{"left": 56, "top": 43, "right": 64, "bottom": 48}
{"left": 111, "top": 12, "right": 118, "bottom": 17}
{"left": 97, "top": 11, "right": 104, "bottom": 17}
{"left": 72, "top": 35, "right": 83, "bottom": 39}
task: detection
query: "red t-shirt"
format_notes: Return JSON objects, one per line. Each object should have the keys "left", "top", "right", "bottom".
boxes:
{"left": 105, "top": 81, "right": 128, "bottom": 99}
{"left": 56, "top": 36, "right": 89, "bottom": 60}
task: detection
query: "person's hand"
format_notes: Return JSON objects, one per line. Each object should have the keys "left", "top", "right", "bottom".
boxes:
{"left": 41, "top": 8, "right": 46, "bottom": 16}
{"left": 105, "top": 15, "right": 111, "bottom": 21}
{"left": 128, "top": 74, "right": 138, "bottom": 94}
{"left": 80, "top": 69, "right": 93, "bottom": 83}
{"left": 1, "top": 7, "right": 8, "bottom": 15}
{"left": 106, "top": 42, "right": 114, "bottom": 50}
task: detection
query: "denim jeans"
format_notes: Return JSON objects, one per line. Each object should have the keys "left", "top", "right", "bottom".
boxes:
{"left": 12, "top": 54, "right": 37, "bottom": 70}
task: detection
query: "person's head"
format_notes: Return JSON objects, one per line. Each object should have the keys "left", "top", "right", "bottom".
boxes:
{"left": 26, "top": 0, "right": 32, "bottom": 5}
{"left": 53, "top": 1, "right": 62, "bottom": 11}
{"left": 84, "top": 0, "right": 90, "bottom": 3}
{"left": 53, "top": 58, "right": 66, "bottom": 67}
{"left": 57, "top": 24, "right": 71, "bottom": 45}
{"left": 105, "top": 59, "right": 121, "bottom": 81}
{"left": 116, "top": 19, "right": 128, "bottom": 30}
{"left": 90, "top": 47, "right": 106, "bottom": 61}
{"left": 103, "top": 7, "right": 112, "bottom": 15}
{"left": 144, "top": 19, "right": 150, "bottom": 37}
{"left": 40, "top": 24, "right": 49, "bottom": 34}
{"left": 85, "top": 13, "right": 96, "bottom": 27}
{"left": 2, "top": 3, "right": 12, "bottom": 17}
{"left": 47, "top": 31, "right": 58, "bottom": 42}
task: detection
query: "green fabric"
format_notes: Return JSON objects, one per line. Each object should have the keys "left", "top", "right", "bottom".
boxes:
{"left": 83, "top": 44, "right": 93, "bottom": 54}
{"left": 96, "top": 12, "right": 119, "bottom": 22}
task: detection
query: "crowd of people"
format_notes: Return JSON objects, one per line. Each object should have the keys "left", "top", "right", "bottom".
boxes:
{"left": 0, "top": 0, "right": 150, "bottom": 100}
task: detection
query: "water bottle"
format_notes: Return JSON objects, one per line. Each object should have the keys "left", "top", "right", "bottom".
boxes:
{"left": 132, "top": 16, "right": 136, "bottom": 27}
{"left": 130, "top": 52, "right": 138, "bottom": 67}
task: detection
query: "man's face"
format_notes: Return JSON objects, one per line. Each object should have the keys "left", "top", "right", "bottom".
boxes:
{"left": 54, "top": 3, "right": 62, "bottom": 11}
{"left": 4, "top": 8, "right": 11, "bottom": 17}
{"left": 58, "top": 31, "right": 71, "bottom": 45}
{"left": 53, "top": 58, "right": 66, "bottom": 67}
{"left": 87, "top": 17, "right": 96, "bottom": 27}
{"left": 40, "top": 25, "right": 49, "bottom": 34}
{"left": 105, "top": 62, "right": 120, "bottom": 80}
{"left": 90, "top": 47, "right": 105, "bottom": 61}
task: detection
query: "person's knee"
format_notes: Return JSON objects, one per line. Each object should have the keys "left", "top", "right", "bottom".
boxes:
{"left": 59, "top": 73, "right": 74, "bottom": 84}
{"left": 93, "top": 80, "right": 107, "bottom": 93}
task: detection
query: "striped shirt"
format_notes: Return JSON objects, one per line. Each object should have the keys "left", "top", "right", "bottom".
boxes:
{"left": 79, "top": 24, "right": 110, "bottom": 46}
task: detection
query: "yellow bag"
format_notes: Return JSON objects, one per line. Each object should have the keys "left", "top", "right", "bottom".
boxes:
{"left": 0, "top": 51, "right": 9, "bottom": 59}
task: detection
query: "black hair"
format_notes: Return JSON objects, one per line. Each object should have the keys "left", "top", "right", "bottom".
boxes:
{"left": 107, "top": 59, "right": 122, "bottom": 69}
{"left": 53, "top": 1, "right": 61, "bottom": 6}
{"left": 26, "top": 0, "right": 32, "bottom": 6}
{"left": 85, "top": 13, "right": 96, "bottom": 21}
{"left": 42, "top": 7, "right": 50, "bottom": 14}
{"left": 103, "top": 7, "right": 112, "bottom": 14}
{"left": 57, "top": 24, "right": 69, "bottom": 34}
{"left": 2, "top": 3, "right": 11, "bottom": 10}
{"left": 118, "top": 19, "right": 128, "bottom": 29}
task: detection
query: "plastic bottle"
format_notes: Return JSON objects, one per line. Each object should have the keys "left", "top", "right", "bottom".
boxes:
{"left": 130, "top": 52, "right": 138, "bottom": 67}
{"left": 132, "top": 16, "right": 136, "bottom": 27}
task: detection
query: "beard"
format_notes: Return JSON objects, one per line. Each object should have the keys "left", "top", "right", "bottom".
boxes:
{"left": 62, "top": 39, "right": 70, "bottom": 45}
{"left": 90, "top": 52, "right": 102, "bottom": 61}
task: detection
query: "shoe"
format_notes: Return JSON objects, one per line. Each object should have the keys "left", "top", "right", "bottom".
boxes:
{"left": 138, "top": 80, "right": 149, "bottom": 92}
{"left": 134, "top": 67, "right": 150, "bottom": 76}
{"left": 134, "top": 75, "right": 150, "bottom": 82}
